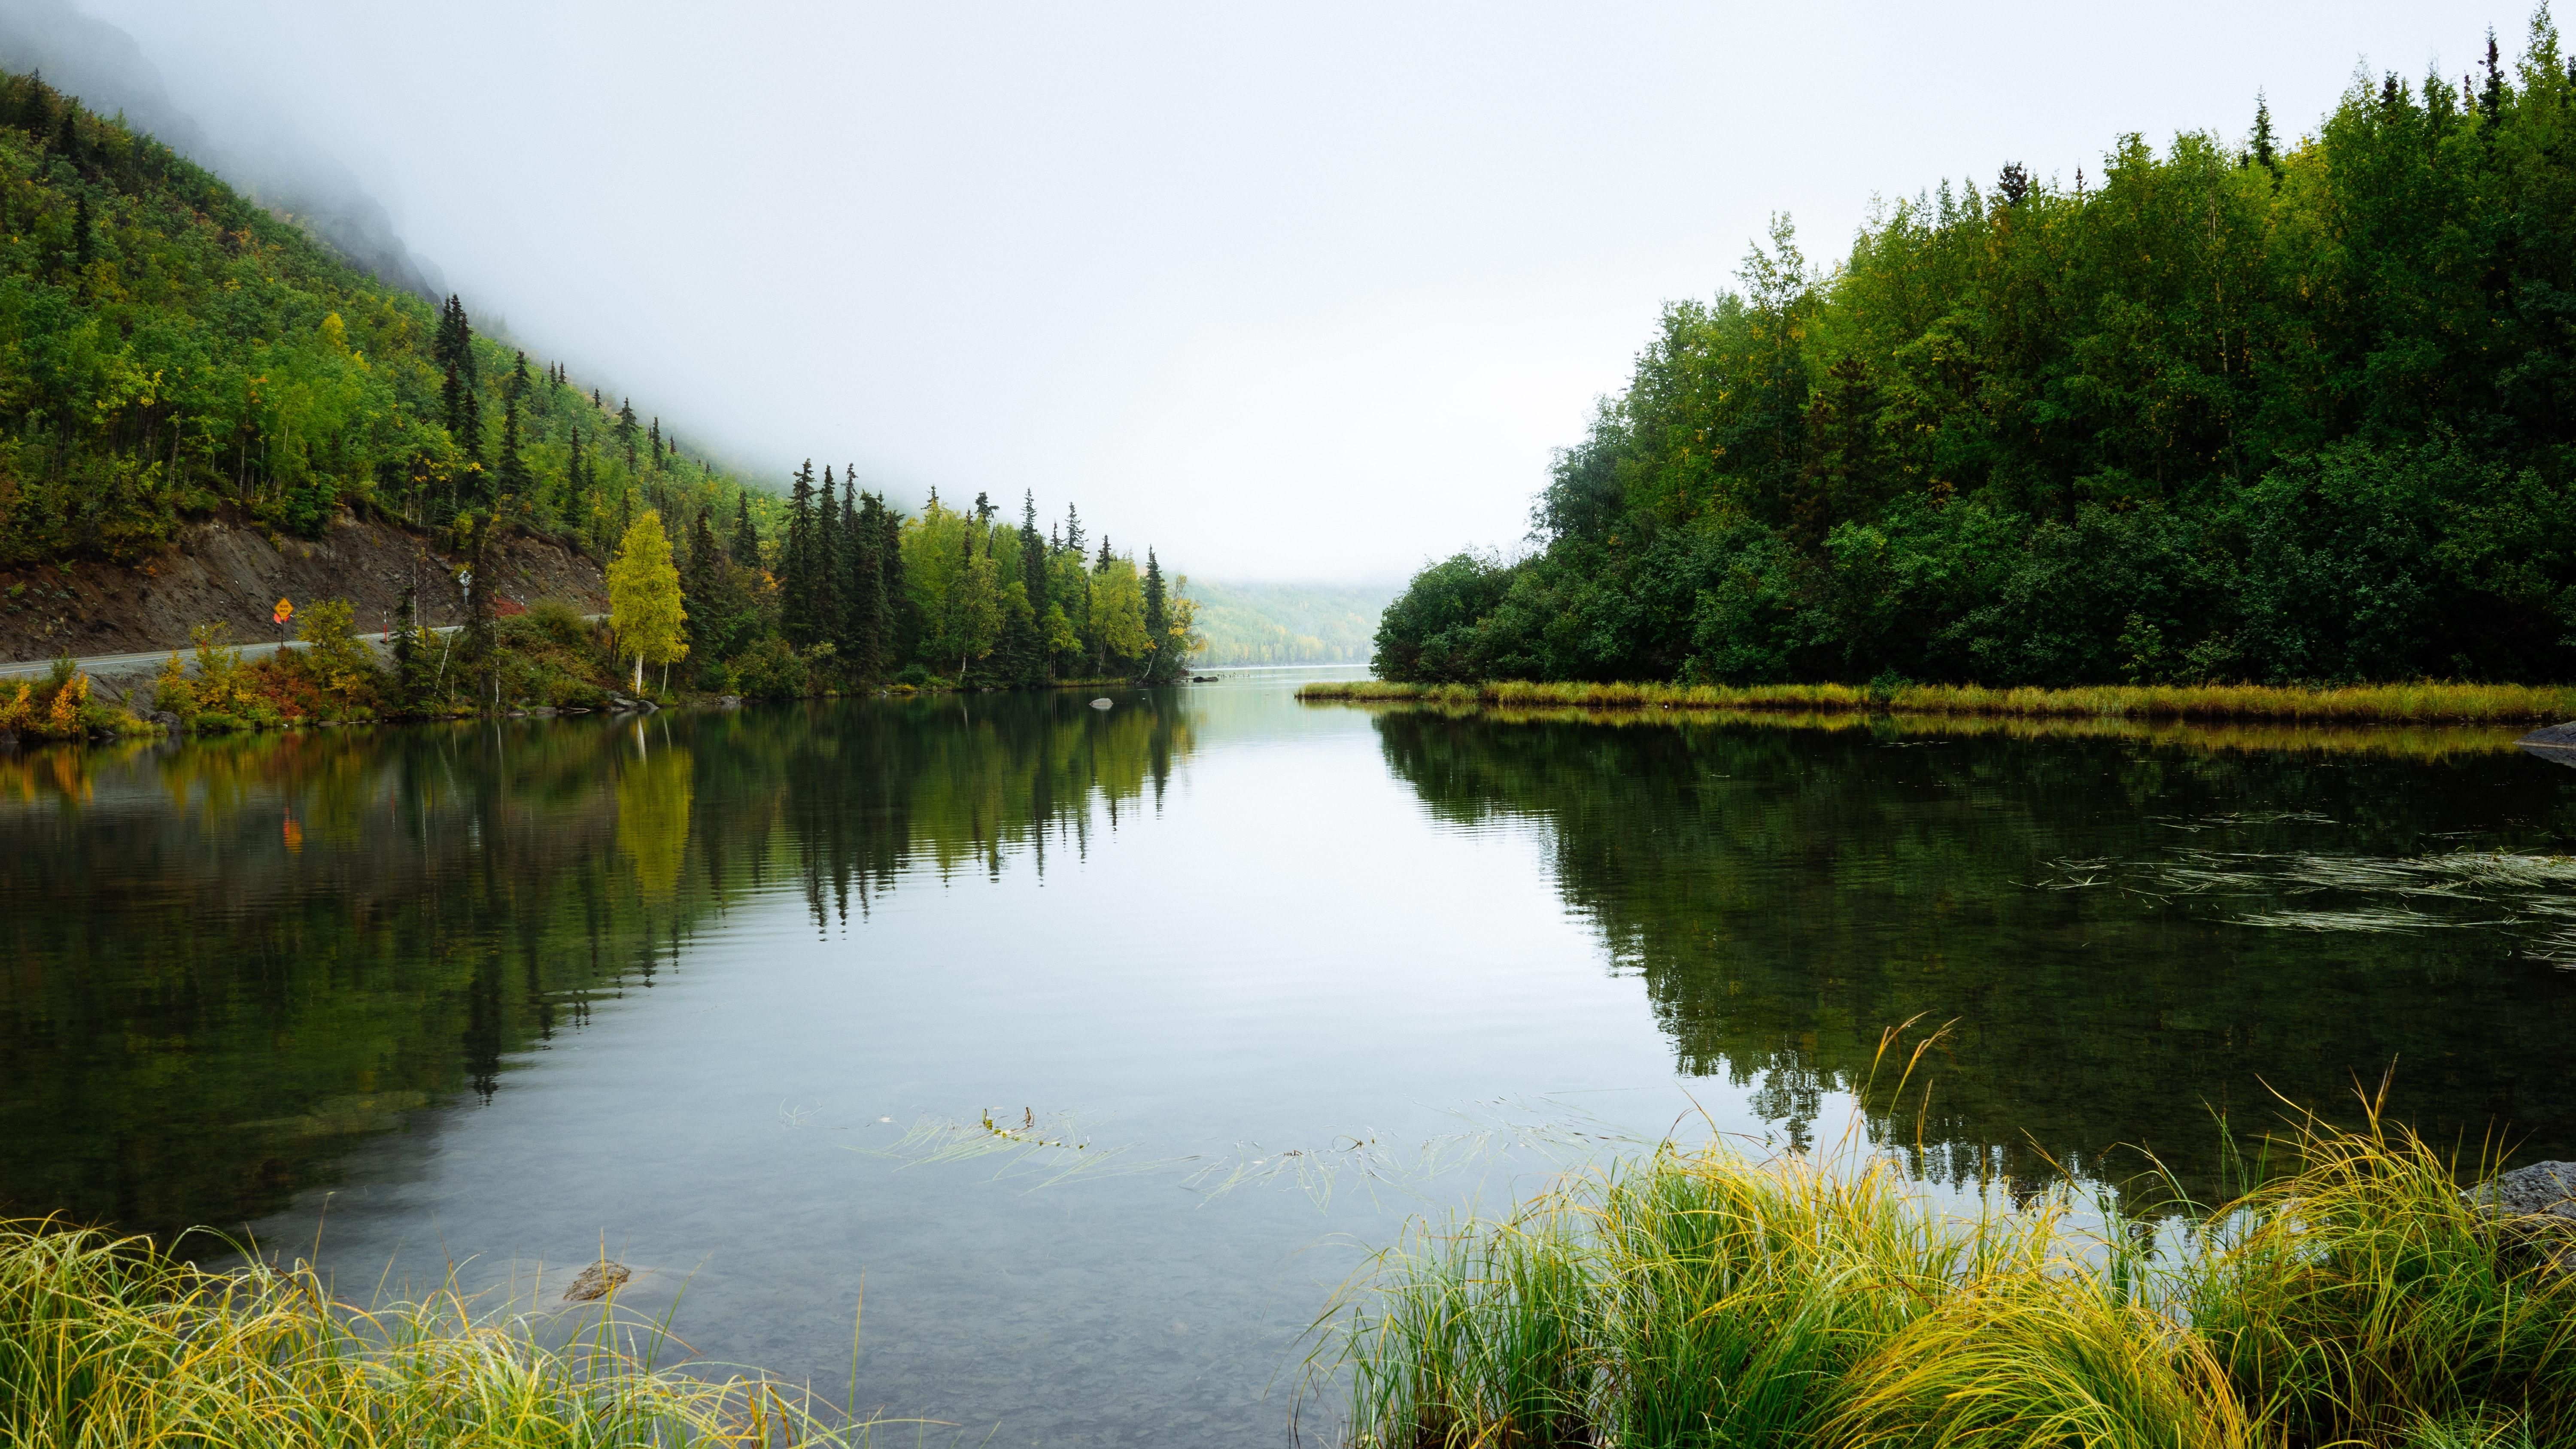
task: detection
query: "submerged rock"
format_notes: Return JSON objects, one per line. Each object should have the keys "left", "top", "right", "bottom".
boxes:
{"left": 563, "top": 1260, "right": 633, "bottom": 1302}
{"left": 2521, "top": 722, "right": 2576, "bottom": 769}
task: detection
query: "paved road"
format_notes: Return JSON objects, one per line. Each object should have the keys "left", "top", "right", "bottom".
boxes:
{"left": 0, "top": 626, "right": 465, "bottom": 681}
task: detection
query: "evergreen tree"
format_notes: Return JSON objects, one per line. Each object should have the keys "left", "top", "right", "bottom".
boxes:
{"left": 1994, "top": 162, "right": 2031, "bottom": 206}
{"left": 1062, "top": 503, "right": 1084, "bottom": 560}
{"left": 1094, "top": 536, "right": 1113, "bottom": 573}
{"left": 70, "top": 189, "right": 91, "bottom": 274}
{"left": 851, "top": 491, "right": 892, "bottom": 679}
{"left": 1141, "top": 549, "right": 1170, "bottom": 682}
{"left": 2248, "top": 92, "right": 2278, "bottom": 171}
{"left": 733, "top": 492, "right": 760, "bottom": 567}
{"left": 1019, "top": 491, "right": 1047, "bottom": 619}
{"left": 781, "top": 460, "right": 817, "bottom": 646}
{"left": 2482, "top": 28, "right": 2507, "bottom": 124}
{"left": 441, "top": 365, "right": 465, "bottom": 442}
{"left": 496, "top": 390, "right": 526, "bottom": 512}
{"left": 811, "top": 465, "right": 844, "bottom": 652}
{"left": 616, "top": 397, "right": 639, "bottom": 472}
{"left": 459, "top": 384, "right": 483, "bottom": 472}
{"left": 682, "top": 508, "right": 722, "bottom": 668}
{"left": 878, "top": 500, "right": 911, "bottom": 666}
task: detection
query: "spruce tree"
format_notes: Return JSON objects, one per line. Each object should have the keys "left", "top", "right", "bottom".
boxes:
{"left": 2482, "top": 30, "right": 2506, "bottom": 124}
{"left": 71, "top": 189, "right": 91, "bottom": 273}
{"left": 851, "top": 491, "right": 891, "bottom": 679}
{"left": 878, "top": 501, "right": 909, "bottom": 666}
{"left": 497, "top": 391, "right": 530, "bottom": 515}
{"left": 683, "top": 508, "right": 721, "bottom": 667}
{"left": 2248, "top": 93, "right": 2277, "bottom": 172}
{"left": 733, "top": 492, "right": 760, "bottom": 567}
{"left": 1063, "top": 503, "right": 1084, "bottom": 561}
{"left": 1142, "top": 549, "right": 1169, "bottom": 682}
{"left": 782, "top": 460, "right": 817, "bottom": 646}
{"left": 459, "top": 385, "right": 484, "bottom": 471}
{"left": 811, "top": 465, "right": 844, "bottom": 652}
{"left": 1994, "top": 162, "right": 2030, "bottom": 206}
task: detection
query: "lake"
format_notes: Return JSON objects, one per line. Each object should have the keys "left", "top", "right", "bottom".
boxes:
{"left": 6, "top": 672, "right": 2576, "bottom": 1444}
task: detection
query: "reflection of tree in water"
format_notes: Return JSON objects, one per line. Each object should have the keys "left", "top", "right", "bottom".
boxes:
{"left": 1371, "top": 711, "right": 2576, "bottom": 1203}
{"left": 0, "top": 695, "right": 1192, "bottom": 1242}
{"left": 617, "top": 724, "right": 695, "bottom": 903}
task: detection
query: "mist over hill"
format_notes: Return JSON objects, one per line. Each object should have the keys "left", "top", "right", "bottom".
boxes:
{"left": 1186, "top": 579, "right": 1395, "bottom": 666}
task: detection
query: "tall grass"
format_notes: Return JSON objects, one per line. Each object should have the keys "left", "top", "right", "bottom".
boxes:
{"left": 1299, "top": 678, "right": 2576, "bottom": 724}
{"left": 1323, "top": 1100, "right": 2576, "bottom": 1448}
{"left": 0, "top": 1219, "right": 878, "bottom": 1447}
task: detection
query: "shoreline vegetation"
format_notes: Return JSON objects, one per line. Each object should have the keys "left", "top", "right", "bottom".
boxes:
{"left": 0, "top": 1221, "right": 887, "bottom": 1449}
{"left": 1300, "top": 677, "right": 2576, "bottom": 726}
{"left": 1325, "top": 1099, "right": 2576, "bottom": 1449}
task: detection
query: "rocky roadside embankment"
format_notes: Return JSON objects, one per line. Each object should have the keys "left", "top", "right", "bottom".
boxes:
{"left": 0, "top": 509, "right": 607, "bottom": 666}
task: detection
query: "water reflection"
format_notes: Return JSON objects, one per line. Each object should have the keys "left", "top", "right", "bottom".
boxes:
{"left": 1368, "top": 709, "right": 2576, "bottom": 1203}
{"left": 0, "top": 694, "right": 1194, "bottom": 1240}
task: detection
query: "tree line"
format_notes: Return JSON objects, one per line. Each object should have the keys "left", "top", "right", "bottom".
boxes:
{"left": 1377, "top": 14, "right": 2576, "bottom": 688}
{"left": 618, "top": 474, "right": 1199, "bottom": 697}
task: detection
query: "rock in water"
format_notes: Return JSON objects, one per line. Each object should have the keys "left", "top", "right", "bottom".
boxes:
{"left": 2521, "top": 722, "right": 2576, "bottom": 769}
{"left": 563, "top": 1260, "right": 633, "bottom": 1302}
{"left": 1090, "top": 698, "right": 1113, "bottom": 710}
{"left": 2474, "top": 1161, "right": 2576, "bottom": 1219}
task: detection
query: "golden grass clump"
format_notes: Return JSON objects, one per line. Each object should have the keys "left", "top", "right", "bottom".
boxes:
{"left": 0, "top": 1219, "right": 860, "bottom": 1448}
{"left": 1326, "top": 1101, "right": 2576, "bottom": 1449}
{"left": 1299, "top": 677, "right": 2576, "bottom": 725}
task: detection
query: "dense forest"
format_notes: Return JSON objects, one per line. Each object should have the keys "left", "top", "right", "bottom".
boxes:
{"left": 1379, "top": 15, "right": 2576, "bottom": 688}
{"left": 0, "top": 67, "right": 1200, "bottom": 702}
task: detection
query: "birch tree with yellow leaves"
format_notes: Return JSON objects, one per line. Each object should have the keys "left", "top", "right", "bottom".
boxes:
{"left": 608, "top": 510, "right": 687, "bottom": 694}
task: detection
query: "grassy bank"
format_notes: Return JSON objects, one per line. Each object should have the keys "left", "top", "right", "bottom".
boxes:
{"left": 1300, "top": 677, "right": 2576, "bottom": 724}
{"left": 1326, "top": 1106, "right": 2573, "bottom": 1449}
{"left": 1358, "top": 699, "right": 2536, "bottom": 762}
{"left": 0, "top": 1221, "right": 875, "bottom": 1448}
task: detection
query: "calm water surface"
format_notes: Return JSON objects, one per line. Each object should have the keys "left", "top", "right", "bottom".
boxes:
{"left": 7, "top": 672, "right": 2576, "bottom": 1444}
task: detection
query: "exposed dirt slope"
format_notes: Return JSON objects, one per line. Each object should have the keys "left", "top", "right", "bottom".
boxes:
{"left": 0, "top": 509, "right": 606, "bottom": 665}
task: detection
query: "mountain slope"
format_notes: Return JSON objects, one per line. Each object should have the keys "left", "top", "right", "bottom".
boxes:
{"left": 0, "top": 66, "right": 771, "bottom": 570}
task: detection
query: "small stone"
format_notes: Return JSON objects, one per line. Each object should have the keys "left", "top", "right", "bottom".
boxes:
{"left": 563, "top": 1261, "right": 633, "bottom": 1303}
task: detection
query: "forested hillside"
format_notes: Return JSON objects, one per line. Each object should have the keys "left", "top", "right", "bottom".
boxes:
{"left": 0, "top": 67, "right": 1203, "bottom": 692}
{"left": 1188, "top": 579, "right": 1391, "bottom": 665}
{"left": 1378, "top": 16, "right": 2576, "bottom": 688}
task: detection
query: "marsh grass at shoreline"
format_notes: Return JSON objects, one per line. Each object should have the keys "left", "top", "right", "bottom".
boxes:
{"left": 1301, "top": 677, "right": 2576, "bottom": 725}
{"left": 0, "top": 1222, "right": 899, "bottom": 1448}
{"left": 1321, "top": 1100, "right": 2576, "bottom": 1449}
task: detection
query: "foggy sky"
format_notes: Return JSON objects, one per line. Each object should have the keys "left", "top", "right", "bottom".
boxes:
{"left": 43, "top": 2, "right": 2528, "bottom": 579}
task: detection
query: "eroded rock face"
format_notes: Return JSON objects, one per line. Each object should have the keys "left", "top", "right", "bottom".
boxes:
{"left": 2472, "top": 1161, "right": 2576, "bottom": 1221}
{"left": 563, "top": 1261, "right": 633, "bottom": 1302}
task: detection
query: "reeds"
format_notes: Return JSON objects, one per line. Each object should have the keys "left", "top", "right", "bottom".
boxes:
{"left": 1299, "top": 677, "right": 2576, "bottom": 724}
{"left": 1324, "top": 1106, "right": 2576, "bottom": 1448}
{"left": 0, "top": 1219, "right": 872, "bottom": 1447}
